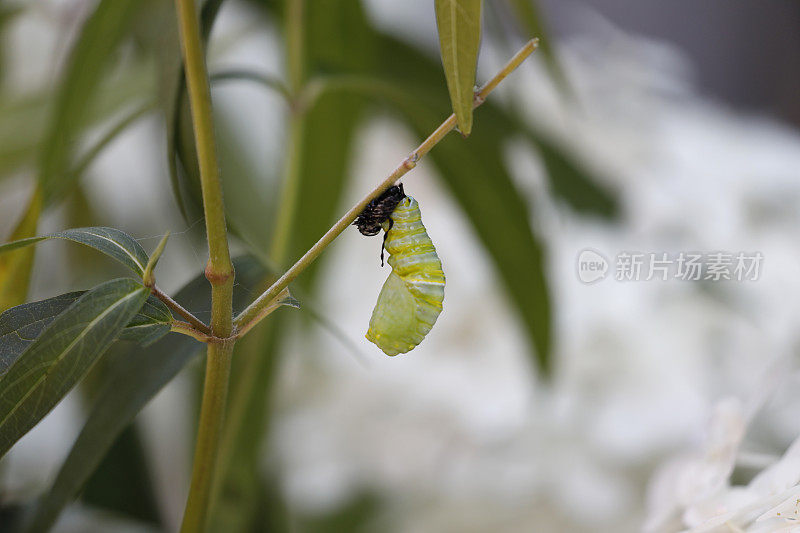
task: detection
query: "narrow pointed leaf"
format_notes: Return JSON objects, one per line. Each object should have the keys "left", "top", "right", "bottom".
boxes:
{"left": 160, "top": 0, "right": 225, "bottom": 220}
{"left": 24, "top": 334, "right": 201, "bottom": 533}
{"left": 26, "top": 257, "right": 267, "bottom": 533}
{"left": 288, "top": 0, "right": 376, "bottom": 291}
{"left": 142, "top": 231, "right": 170, "bottom": 286}
{"left": 524, "top": 129, "right": 618, "bottom": 218}
{"left": 38, "top": 0, "right": 142, "bottom": 203}
{"left": 434, "top": 0, "right": 482, "bottom": 135}
{"left": 115, "top": 295, "right": 172, "bottom": 346}
{"left": 0, "top": 278, "right": 149, "bottom": 458}
{"left": 0, "top": 292, "right": 78, "bottom": 375}
{"left": 2, "top": 0, "right": 148, "bottom": 310}
{"left": 0, "top": 227, "right": 150, "bottom": 277}
{"left": 79, "top": 425, "right": 161, "bottom": 525}
{"left": 506, "top": 0, "right": 570, "bottom": 95}
{"left": 0, "top": 64, "right": 157, "bottom": 184}
{"left": 0, "top": 293, "right": 172, "bottom": 376}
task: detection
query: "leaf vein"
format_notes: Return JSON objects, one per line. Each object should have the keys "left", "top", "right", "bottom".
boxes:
{"left": 77, "top": 231, "right": 145, "bottom": 273}
{"left": 0, "top": 290, "right": 142, "bottom": 430}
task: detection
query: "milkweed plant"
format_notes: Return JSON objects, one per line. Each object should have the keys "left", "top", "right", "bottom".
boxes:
{"left": 0, "top": 0, "right": 586, "bottom": 530}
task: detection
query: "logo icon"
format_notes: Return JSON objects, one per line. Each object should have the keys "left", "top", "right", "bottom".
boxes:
{"left": 577, "top": 249, "right": 608, "bottom": 284}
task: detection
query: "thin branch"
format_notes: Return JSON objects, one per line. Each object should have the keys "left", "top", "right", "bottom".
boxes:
{"left": 171, "top": 320, "right": 214, "bottom": 343}
{"left": 152, "top": 285, "right": 211, "bottom": 335}
{"left": 230, "top": 287, "right": 293, "bottom": 340}
{"left": 233, "top": 38, "right": 540, "bottom": 334}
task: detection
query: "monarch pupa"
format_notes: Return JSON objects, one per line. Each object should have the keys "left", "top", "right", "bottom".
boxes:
{"left": 366, "top": 195, "right": 445, "bottom": 355}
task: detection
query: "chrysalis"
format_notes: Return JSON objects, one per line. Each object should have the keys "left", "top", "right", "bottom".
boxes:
{"left": 365, "top": 195, "right": 445, "bottom": 356}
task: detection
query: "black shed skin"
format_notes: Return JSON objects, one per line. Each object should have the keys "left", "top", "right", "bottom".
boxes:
{"left": 353, "top": 184, "right": 406, "bottom": 236}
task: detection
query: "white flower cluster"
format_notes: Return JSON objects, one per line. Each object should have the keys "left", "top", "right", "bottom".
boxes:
{"left": 646, "top": 395, "right": 800, "bottom": 533}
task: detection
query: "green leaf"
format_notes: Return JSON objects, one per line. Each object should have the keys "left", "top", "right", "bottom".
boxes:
{"left": 0, "top": 189, "right": 42, "bottom": 313}
{"left": 116, "top": 295, "right": 173, "bottom": 346}
{"left": 0, "top": 54, "right": 156, "bottom": 310}
{"left": 524, "top": 129, "right": 619, "bottom": 219}
{"left": 0, "top": 5, "right": 22, "bottom": 85}
{"left": 0, "top": 278, "right": 149, "bottom": 458}
{"left": 506, "top": 0, "right": 570, "bottom": 96}
{"left": 0, "top": 94, "right": 49, "bottom": 180}
{"left": 79, "top": 425, "right": 161, "bottom": 526}
{"left": 0, "top": 63, "right": 156, "bottom": 185}
{"left": 0, "top": 292, "right": 172, "bottom": 376}
{"left": 38, "top": 0, "right": 143, "bottom": 203}
{"left": 141, "top": 231, "right": 170, "bottom": 286}
{"left": 24, "top": 334, "right": 201, "bottom": 533}
{"left": 224, "top": 125, "right": 278, "bottom": 257}
{"left": 25, "top": 257, "right": 267, "bottom": 533}
{"left": 161, "top": 0, "right": 225, "bottom": 221}
{"left": 290, "top": 0, "right": 375, "bottom": 290}
{"left": 68, "top": 102, "right": 155, "bottom": 186}
{"left": 0, "top": 292, "right": 78, "bottom": 376}
{"left": 0, "top": 227, "right": 150, "bottom": 277}
{"left": 429, "top": 112, "right": 553, "bottom": 374}
{"left": 434, "top": 0, "right": 482, "bottom": 136}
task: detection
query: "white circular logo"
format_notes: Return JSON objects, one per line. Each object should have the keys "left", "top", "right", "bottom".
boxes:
{"left": 577, "top": 249, "right": 608, "bottom": 284}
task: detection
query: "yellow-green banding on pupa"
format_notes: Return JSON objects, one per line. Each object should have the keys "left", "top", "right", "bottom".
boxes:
{"left": 367, "top": 196, "right": 445, "bottom": 355}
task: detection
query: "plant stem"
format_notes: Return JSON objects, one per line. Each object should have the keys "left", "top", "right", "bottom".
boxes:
{"left": 180, "top": 341, "right": 234, "bottom": 533}
{"left": 285, "top": 0, "right": 304, "bottom": 96}
{"left": 171, "top": 320, "right": 214, "bottom": 343}
{"left": 174, "top": 0, "right": 234, "bottom": 337}
{"left": 206, "top": 2, "right": 307, "bottom": 525}
{"left": 174, "top": 0, "right": 236, "bottom": 530}
{"left": 234, "top": 38, "right": 539, "bottom": 334}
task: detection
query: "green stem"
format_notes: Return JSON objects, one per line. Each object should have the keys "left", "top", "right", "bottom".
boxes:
{"left": 207, "top": 2, "right": 306, "bottom": 526}
{"left": 174, "top": 0, "right": 236, "bottom": 530}
{"left": 174, "top": 0, "right": 234, "bottom": 337}
{"left": 269, "top": 0, "right": 305, "bottom": 263}
{"left": 285, "top": 0, "right": 304, "bottom": 95}
{"left": 180, "top": 341, "right": 234, "bottom": 533}
{"left": 170, "top": 320, "right": 214, "bottom": 343}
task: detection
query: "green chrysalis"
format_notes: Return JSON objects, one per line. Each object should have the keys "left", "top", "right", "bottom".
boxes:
{"left": 366, "top": 196, "right": 445, "bottom": 355}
